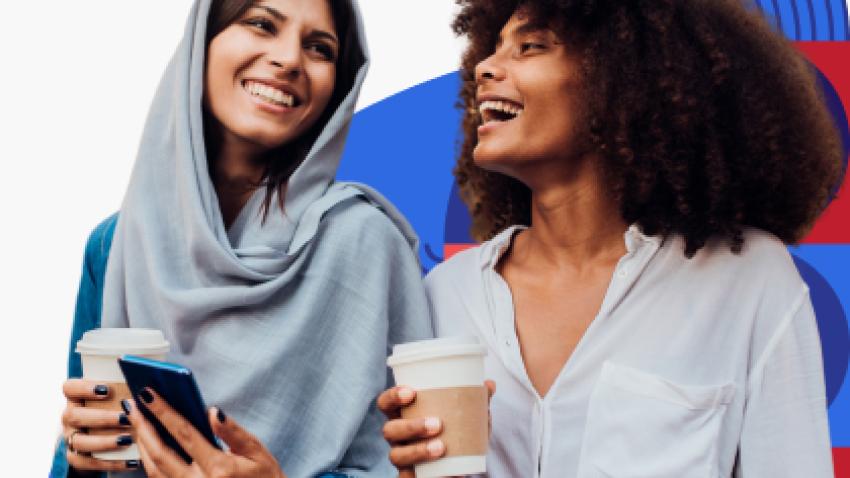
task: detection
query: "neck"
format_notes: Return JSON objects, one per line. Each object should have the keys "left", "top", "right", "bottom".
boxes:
{"left": 516, "top": 153, "right": 629, "bottom": 269}
{"left": 209, "top": 130, "right": 268, "bottom": 227}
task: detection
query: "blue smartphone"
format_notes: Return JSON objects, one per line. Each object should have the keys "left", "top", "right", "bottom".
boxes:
{"left": 118, "top": 355, "right": 221, "bottom": 463}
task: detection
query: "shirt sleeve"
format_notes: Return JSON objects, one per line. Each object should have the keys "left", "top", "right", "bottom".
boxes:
{"left": 50, "top": 215, "right": 117, "bottom": 478}
{"left": 735, "top": 286, "right": 834, "bottom": 476}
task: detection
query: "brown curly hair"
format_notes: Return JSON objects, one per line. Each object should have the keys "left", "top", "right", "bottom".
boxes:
{"left": 452, "top": 0, "right": 845, "bottom": 256}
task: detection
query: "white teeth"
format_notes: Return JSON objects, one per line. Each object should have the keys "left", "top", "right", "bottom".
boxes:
{"left": 478, "top": 100, "right": 523, "bottom": 122}
{"left": 244, "top": 81, "right": 295, "bottom": 107}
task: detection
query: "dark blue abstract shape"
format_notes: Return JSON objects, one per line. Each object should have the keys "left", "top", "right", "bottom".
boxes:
{"left": 445, "top": 181, "right": 474, "bottom": 244}
{"left": 813, "top": 65, "right": 850, "bottom": 200}
{"left": 792, "top": 254, "right": 850, "bottom": 406}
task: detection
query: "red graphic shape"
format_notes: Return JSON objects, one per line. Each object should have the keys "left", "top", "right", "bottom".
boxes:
{"left": 795, "top": 42, "right": 850, "bottom": 244}
{"left": 836, "top": 447, "right": 850, "bottom": 477}
{"left": 444, "top": 243, "right": 476, "bottom": 260}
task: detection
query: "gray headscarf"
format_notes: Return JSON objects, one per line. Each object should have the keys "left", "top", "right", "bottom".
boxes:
{"left": 102, "top": 1, "right": 433, "bottom": 476}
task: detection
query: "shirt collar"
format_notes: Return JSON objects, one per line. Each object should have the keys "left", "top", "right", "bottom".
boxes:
{"left": 479, "top": 223, "right": 661, "bottom": 269}
{"left": 624, "top": 224, "right": 661, "bottom": 254}
{"left": 479, "top": 225, "right": 527, "bottom": 269}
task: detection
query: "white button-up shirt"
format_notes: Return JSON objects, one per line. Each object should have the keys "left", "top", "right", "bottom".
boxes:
{"left": 424, "top": 226, "right": 832, "bottom": 477}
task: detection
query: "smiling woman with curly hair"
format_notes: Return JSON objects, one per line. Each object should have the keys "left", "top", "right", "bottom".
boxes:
{"left": 378, "top": 0, "right": 844, "bottom": 477}
{"left": 453, "top": 0, "right": 843, "bottom": 255}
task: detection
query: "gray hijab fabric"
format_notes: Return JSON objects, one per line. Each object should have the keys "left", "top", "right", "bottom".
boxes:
{"left": 102, "top": 1, "right": 433, "bottom": 476}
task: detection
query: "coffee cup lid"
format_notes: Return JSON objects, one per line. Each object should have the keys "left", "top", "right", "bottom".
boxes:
{"left": 387, "top": 336, "right": 486, "bottom": 367}
{"left": 76, "top": 328, "right": 170, "bottom": 356}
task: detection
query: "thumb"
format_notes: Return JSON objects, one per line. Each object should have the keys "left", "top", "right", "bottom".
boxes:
{"left": 485, "top": 380, "right": 496, "bottom": 401}
{"left": 209, "top": 407, "right": 269, "bottom": 461}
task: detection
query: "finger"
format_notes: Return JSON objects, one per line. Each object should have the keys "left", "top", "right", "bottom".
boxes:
{"left": 63, "top": 406, "right": 131, "bottom": 430}
{"left": 485, "top": 379, "right": 496, "bottom": 399}
{"left": 67, "top": 432, "right": 135, "bottom": 453}
{"left": 209, "top": 407, "right": 270, "bottom": 462}
{"left": 398, "top": 469, "right": 416, "bottom": 478}
{"left": 382, "top": 417, "right": 441, "bottom": 444}
{"left": 135, "top": 430, "right": 164, "bottom": 478}
{"left": 66, "top": 449, "right": 141, "bottom": 472}
{"left": 136, "top": 388, "right": 225, "bottom": 470}
{"left": 189, "top": 461, "right": 209, "bottom": 478}
{"left": 125, "top": 397, "right": 194, "bottom": 477}
{"left": 484, "top": 380, "right": 496, "bottom": 436}
{"left": 388, "top": 438, "right": 445, "bottom": 468}
{"left": 63, "top": 379, "right": 112, "bottom": 401}
{"left": 376, "top": 386, "right": 416, "bottom": 419}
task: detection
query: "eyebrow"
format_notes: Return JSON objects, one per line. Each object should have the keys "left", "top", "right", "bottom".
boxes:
{"left": 309, "top": 30, "right": 339, "bottom": 46}
{"left": 253, "top": 4, "right": 339, "bottom": 45}
{"left": 257, "top": 5, "right": 286, "bottom": 21}
{"left": 495, "top": 22, "right": 548, "bottom": 49}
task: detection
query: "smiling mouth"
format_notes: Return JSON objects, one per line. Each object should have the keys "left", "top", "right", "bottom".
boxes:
{"left": 479, "top": 100, "right": 523, "bottom": 124}
{"left": 242, "top": 80, "right": 300, "bottom": 108}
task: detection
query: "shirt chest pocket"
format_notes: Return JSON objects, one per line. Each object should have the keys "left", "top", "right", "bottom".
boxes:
{"left": 577, "top": 362, "right": 736, "bottom": 478}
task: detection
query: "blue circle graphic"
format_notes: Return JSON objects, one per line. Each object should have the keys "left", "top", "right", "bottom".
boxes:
{"left": 793, "top": 255, "right": 850, "bottom": 406}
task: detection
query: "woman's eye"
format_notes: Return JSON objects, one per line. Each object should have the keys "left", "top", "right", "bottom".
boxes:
{"left": 520, "top": 42, "right": 546, "bottom": 54}
{"left": 244, "top": 17, "right": 275, "bottom": 34}
{"left": 306, "top": 43, "right": 336, "bottom": 62}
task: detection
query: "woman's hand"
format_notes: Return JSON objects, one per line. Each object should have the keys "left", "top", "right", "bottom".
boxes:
{"left": 123, "top": 388, "right": 286, "bottom": 478}
{"left": 377, "top": 380, "right": 495, "bottom": 478}
{"left": 61, "top": 379, "right": 140, "bottom": 472}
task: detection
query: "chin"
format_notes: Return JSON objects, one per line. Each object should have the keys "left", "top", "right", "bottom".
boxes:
{"left": 237, "top": 126, "right": 298, "bottom": 151}
{"left": 259, "top": 133, "right": 295, "bottom": 150}
{"left": 473, "top": 145, "right": 514, "bottom": 172}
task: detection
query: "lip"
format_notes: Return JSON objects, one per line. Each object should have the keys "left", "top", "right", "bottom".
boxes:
{"left": 476, "top": 93, "right": 524, "bottom": 109}
{"left": 477, "top": 119, "right": 512, "bottom": 135}
{"left": 476, "top": 92, "right": 523, "bottom": 134}
{"left": 241, "top": 78, "right": 304, "bottom": 113}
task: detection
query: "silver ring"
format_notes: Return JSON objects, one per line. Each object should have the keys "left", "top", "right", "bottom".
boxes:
{"left": 66, "top": 430, "right": 81, "bottom": 453}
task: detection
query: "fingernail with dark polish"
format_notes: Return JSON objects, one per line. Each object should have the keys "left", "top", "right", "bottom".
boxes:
{"left": 125, "top": 460, "right": 140, "bottom": 469}
{"left": 121, "top": 399, "right": 132, "bottom": 415}
{"left": 139, "top": 388, "right": 154, "bottom": 404}
{"left": 119, "top": 413, "right": 130, "bottom": 426}
{"left": 117, "top": 435, "right": 133, "bottom": 446}
{"left": 94, "top": 384, "right": 109, "bottom": 396}
{"left": 217, "top": 408, "right": 226, "bottom": 423}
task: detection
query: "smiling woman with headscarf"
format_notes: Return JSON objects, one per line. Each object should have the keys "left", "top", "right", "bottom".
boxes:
{"left": 51, "top": 1, "right": 432, "bottom": 477}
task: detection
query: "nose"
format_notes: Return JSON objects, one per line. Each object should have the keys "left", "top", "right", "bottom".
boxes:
{"left": 270, "top": 58, "right": 300, "bottom": 79}
{"left": 268, "top": 34, "right": 303, "bottom": 79}
{"left": 475, "top": 54, "right": 505, "bottom": 84}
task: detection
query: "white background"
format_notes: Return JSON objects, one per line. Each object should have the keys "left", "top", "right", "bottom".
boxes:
{"left": 0, "top": 1, "right": 464, "bottom": 471}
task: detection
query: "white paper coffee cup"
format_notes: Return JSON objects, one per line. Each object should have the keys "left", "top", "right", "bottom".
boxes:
{"left": 387, "top": 336, "right": 488, "bottom": 478}
{"left": 76, "top": 328, "right": 170, "bottom": 460}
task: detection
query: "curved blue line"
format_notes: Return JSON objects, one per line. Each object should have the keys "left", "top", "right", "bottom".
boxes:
{"left": 771, "top": 0, "right": 788, "bottom": 36}
{"left": 789, "top": 0, "right": 804, "bottom": 38}
{"left": 773, "top": 0, "right": 800, "bottom": 40}
{"left": 423, "top": 243, "right": 444, "bottom": 264}
{"left": 833, "top": 0, "right": 850, "bottom": 39}
{"left": 804, "top": 0, "right": 817, "bottom": 39}
{"left": 758, "top": 0, "right": 782, "bottom": 31}
{"left": 822, "top": 0, "right": 835, "bottom": 40}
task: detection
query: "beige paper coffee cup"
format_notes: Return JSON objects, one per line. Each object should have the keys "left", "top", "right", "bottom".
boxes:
{"left": 76, "top": 328, "right": 170, "bottom": 460}
{"left": 387, "top": 336, "right": 488, "bottom": 478}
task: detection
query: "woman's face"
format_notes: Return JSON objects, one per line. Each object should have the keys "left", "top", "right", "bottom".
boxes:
{"left": 205, "top": 0, "right": 338, "bottom": 152}
{"left": 473, "top": 11, "right": 589, "bottom": 178}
